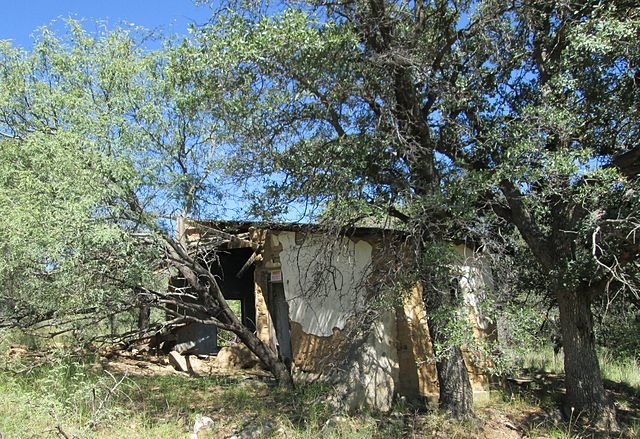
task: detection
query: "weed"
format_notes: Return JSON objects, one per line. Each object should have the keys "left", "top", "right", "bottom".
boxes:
{"left": 1, "top": 334, "right": 638, "bottom": 438}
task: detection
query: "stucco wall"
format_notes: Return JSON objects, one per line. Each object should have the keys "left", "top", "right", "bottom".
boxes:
{"left": 397, "top": 283, "right": 439, "bottom": 400}
{"left": 215, "top": 226, "right": 494, "bottom": 410}
{"left": 266, "top": 233, "right": 493, "bottom": 404}
{"left": 455, "top": 245, "right": 496, "bottom": 397}
{"left": 274, "top": 231, "right": 373, "bottom": 337}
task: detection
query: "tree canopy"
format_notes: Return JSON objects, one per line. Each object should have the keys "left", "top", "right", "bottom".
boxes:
{"left": 183, "top": 0, "right": 639, "bottom": 425}
{"left": 0, "top": 0, "right": 638, "bottom": 428}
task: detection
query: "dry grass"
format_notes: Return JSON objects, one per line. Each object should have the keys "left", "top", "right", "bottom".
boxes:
{"left": 0, "top": 338, "right": 638, "bottom": 438}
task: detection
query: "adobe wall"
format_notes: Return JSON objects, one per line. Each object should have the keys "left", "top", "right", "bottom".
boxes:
{"left": 259, "top": 232, "right": 493, "bottom": 409}
{"left": 184, "top": 223, "right": 494, "bottom": 410}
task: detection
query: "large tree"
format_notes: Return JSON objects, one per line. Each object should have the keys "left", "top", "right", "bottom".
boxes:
{"left": 188, "top": 2, "right": 484, "bottom": 419}
{"left": 466, "top": 1, "right": 639, "bottom": 428}
{"left": 0, "top": 22, "right": 293, "bottom": 387}
{"left": 190, "top": 0, "right": 639, "bottom": 426}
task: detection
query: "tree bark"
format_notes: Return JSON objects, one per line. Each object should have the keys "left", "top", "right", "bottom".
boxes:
{"left": 425, "top": 286, "right": 475, "bottom": 419}
{"left": 233, "top": 322, "right": 294, "bottom": 389}
{"left": 137, "top": 304, "right": 151, "bottom": 331}
{"left": 556, "top": 289, "right": 618, "bottom": 431}
{"left": 433, "top": 342, "right": 475, "bottom": 419}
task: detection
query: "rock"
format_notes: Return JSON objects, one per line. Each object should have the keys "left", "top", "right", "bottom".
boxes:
{"left": 215, "top": 344, "right": 260, "bottom": 369}
{"left": 185, "top": 356, "right": 209, "bottom": 375}
{"left": 190, "top": 414, "right": 214, "bottom": 439}
{"left": 168, "top": 351, "right": 188, "bottom": 372}
{"left": 231, "top": 419, "right": 275, "bottom": 439}
{"left": 321, "top": 415, "right": 348, "bottom": 433}
{"left": 7, "top": 345, "right": 28, "bottom": 357}
{"left": 167, "top": 351, "right": 208, "bottom": 374}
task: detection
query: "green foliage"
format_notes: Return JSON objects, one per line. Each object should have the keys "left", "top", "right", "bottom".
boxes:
{"left": 595, "top": 301, "right": 640, "bottom": 359}
{"left": 0, "top": 20, "right": 238, "bottom": 337}
{"left": 492, "top": 304, "right": 548, "bottom": 372}
{"left": 416, "top": 244, "right": 477, "bottom": 358}
{"left": 1, "top": 1, "right": 638, "bottom": 423}
{"left": 217, "top": 299, "right": 242, "bottom": 347}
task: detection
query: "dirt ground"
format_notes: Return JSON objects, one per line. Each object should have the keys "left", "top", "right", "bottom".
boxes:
{"left": 4, "top": 345, "right": 639, "bottom": 438}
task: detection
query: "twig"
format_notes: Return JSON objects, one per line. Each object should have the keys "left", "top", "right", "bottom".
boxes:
{"left": 85, "top": 370, "right": 129, "bottom": 430}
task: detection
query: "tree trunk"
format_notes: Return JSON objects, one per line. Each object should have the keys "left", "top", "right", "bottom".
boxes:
{"left": 138, "top": 304, "right": 151, "bottom": 331}
{"left": 167, "top": 251, "right": 294, "bottom": 390}
{"left": 109, "top": 314, "right": 117, "bottom": 336}
{"left": 233, "top": 323, "right": 294, "bottom": 389}
{"left": 428, "top": 319, "right": 475, "bottom": 419}
{"left": 425, "top": 283, "right": 475, "bottom": 419}
{"left": 556, "top": 289, "right": 618, "bottom": 431}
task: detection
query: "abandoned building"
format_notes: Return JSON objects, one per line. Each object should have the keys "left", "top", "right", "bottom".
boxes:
{"left": 170, "top": 220, "right": 495, "bottom": 411}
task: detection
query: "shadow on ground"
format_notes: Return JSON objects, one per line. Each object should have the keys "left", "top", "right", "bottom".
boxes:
{"left": 501, "top": 368, "right": 639, "bottom": 438}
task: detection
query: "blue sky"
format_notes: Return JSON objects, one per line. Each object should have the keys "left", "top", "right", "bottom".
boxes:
{"left": 0, "top": 0, "right": 214, "bottom": 47}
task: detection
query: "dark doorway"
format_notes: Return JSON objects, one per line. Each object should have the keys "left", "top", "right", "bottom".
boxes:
{"left": 169, "top": 247, "right": 258, "bottom": 355}
{"left": 267, "top": 275, "right": 293, "bottom": 363}
{"left": 210, "top": 247, "right": 257, "bottom": 332}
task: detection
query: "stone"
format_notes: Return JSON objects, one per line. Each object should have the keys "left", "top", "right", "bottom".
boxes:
{"left": 190, "top": 414, "right": 214, "bottom": 439}
{"left": 167, "top": 351, "right": 209, "bottom": 375}
{"left": 321, "top": 415, "right": 348, "bottom": 434}
{"left": 215, "top": 344, "right": 259, "bottom": 369}
{"left": 168, "top": 351, "right": 188, "bottom": 372}
{"left": 185, "top": 356, "right": 208, "bottom": 375}
{"left": 7, "top": 345, "right": 28, "bottom": 357}
{"left": 231, "top": 419, "right": 275, "bottom": 439}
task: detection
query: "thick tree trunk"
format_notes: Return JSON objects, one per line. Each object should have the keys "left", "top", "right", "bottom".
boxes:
{"left": 556, "top": 289, "right": 618, "bottom": 431}
{"left": 434, "top": 343, "right": 475, "bottom": 419}
{"left": 426, "top": 287, "right": 475, "bottom": 419}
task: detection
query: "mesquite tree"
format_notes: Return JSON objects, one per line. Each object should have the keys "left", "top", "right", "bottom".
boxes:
{"left": 0, "top": 22, "right": 293, "bottom": 387}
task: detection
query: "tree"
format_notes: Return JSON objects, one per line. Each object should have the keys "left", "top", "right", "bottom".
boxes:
{"left": 0, "top": 22, "right": 293, "bottom": 387}
{"left": 188, "top": 2, "right": 483, "bottom": 419}
{"left": 0, "top": 133, "right": 151, "bottom": 334}
{"left": 190, "top": 0, "right": 639, "bottom": 426}
{"left": 464, "top": 1, "right": 639, "bottom": 428}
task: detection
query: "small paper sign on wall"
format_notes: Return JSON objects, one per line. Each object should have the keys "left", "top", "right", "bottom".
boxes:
{"left": 270, "top": 270, "right": 283, "bottom": 282}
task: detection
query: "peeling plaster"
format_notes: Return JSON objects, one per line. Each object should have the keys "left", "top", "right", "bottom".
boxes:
{"left": 456, "top": 245, "right": 495, "bottom": 331}
{"left": 275, "top": 232, "right": 373, "bottom": 337}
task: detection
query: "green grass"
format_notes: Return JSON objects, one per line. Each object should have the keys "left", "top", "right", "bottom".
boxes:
{"left": 0, "top": 348, "right": 400, "bottom": 438}
{"left": 520, "top": 345, "right": 565, "bottom": 374}
{"left": 599, "top": 350, "right": 640, "bottom": 389}
{"left": 1, "top": 333, "right": 638, "bottom": 438}
{"left": 0, "top": 352, "right": 192, "bottom": 438}
{"left": 521, "top": 346, "right": 640, "bottom": 391}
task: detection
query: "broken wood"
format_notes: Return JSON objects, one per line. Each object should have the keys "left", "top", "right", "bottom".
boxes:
{"left": 236, "top": 249, "right": 263, "bottom": 278}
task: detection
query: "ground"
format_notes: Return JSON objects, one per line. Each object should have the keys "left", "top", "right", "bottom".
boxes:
{"left": 0, "top": 343, "right": 638, "bottom": 438}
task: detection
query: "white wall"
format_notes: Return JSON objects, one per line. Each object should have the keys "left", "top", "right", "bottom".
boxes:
{"left": 456, "top": 245, "right": 494, "bottom": 331}
{"left": 274, "top": 232, "right": 373, "bottom": 337}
